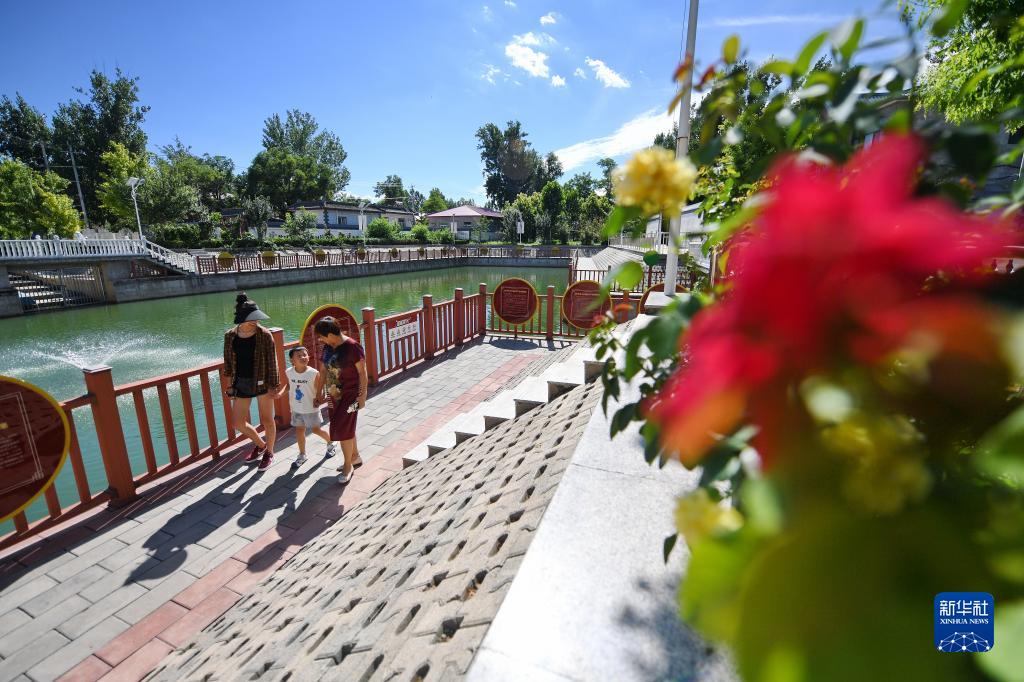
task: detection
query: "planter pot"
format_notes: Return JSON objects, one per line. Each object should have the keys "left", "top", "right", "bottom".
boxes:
{"left": 417, "top": 247, "right": 426, "bottom": 257}
{"left": 217, "top": 252, "right": 235, "bottom": 268}
{"left": 356, "top": 249, "right": 367, "bottom": 261}
{"left": 389, "top": 247, "right": 399, "bottom": 260}
{"left": 261, "top": 251, "right": 277, "bottom": 266}
{"left": 480, "top": 247, "right": 489, "bottom": 255}
{"left": 314, "top": 249, "right": 326, "bottom": 263}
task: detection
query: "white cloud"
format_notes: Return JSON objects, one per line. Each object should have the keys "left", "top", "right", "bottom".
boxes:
{"left": 540, "top": 12, "right": 557, "bottom": 25}
{"left": 585, "top": 57, "right": 630, "bottom": 88}
{"left": 573, "top": 67, "right": 587, "bottom": 79}
{"left": 504, "top": 0, "right": 516, "bottom": 6}
{"left": 554, "top": 108, "right": 674, "bottom": 172}
{"left": 482, "top": 5, "right": 494, "bottom": 21}
{"left": 480, "top": 64, "right": 504, "bottom": 85}
{"left": 505, "top": 43, "right": 550, "bottom": 78}
{"left": 709, "top": 13, "right": 845, "bottom": 27}
{"left": 512, "top": 31, "right": 556, "bottom": 47}
{"left": 551, "top": 75, "right": 566, "bottom": 87}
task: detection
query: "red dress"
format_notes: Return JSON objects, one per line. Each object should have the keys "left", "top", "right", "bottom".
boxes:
{"left": 323, "top": 337, "right": 365, "bottom": 440}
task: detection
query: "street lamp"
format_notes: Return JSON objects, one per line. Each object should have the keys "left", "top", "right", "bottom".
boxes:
{"left": 127, "top": 176, "right": 145, "bottom": 241}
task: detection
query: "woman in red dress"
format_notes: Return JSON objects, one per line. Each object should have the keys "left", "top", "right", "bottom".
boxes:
{"left": 314, "top": 317, "right": 368, "bottom": 483}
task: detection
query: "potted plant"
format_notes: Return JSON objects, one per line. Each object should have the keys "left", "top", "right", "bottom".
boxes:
{"left": 356, "top": 247, "right": 367, "bottom": 261}
{"left": 480, "top": 246, "right": 489, "bottom": 256}
{"left": 417, "top": 246, "right": 426, "bottom": 257}
{"left": 551, "top": 246, "right": 561, "bottom": 256}
{"left": 261, "top": 250, "right": 277, "bottom": 266}
{"left": 389, "top": 247, "right": 399, "bottom": 260}
{"left": 217, "top": 251, "right": 235, "bottom": 268}
{"left": 514, "top": 246, "right": 524, "bottom": 257}
{"left": 314, "top": 248, "right": 327, "bottom": 264}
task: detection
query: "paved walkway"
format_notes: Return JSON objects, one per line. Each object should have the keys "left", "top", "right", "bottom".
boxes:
{"left": 0, "top": 336, "right": 573, "bottom": 682}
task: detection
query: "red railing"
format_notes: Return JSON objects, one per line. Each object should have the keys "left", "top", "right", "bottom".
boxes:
{"left": 0, "top": 279, "right": 629, "bottom": 551}
{"left": 568, "top": 266, "right": 665, "bottom": 292}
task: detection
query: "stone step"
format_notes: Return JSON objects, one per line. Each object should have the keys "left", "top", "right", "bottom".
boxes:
{"left": 511, "top": 376, "right": 549, "bottom": 417}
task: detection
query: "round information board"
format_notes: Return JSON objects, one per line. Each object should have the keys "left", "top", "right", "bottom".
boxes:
{"left": 492, "top": 278, "right": 539, "bottom": 326}
{"left": 561, "top": 280, "right": 611, "bottom": 330}
{"left": 0, "top": 376, "right": 70, "bottom": 524}
{"left": 299, "top": 304, "right": 361, "bottom": 371}
{"left": 639, "top": 283, "right": 688, "bottom": 314}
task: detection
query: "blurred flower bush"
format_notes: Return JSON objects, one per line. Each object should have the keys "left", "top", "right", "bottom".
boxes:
{"left": 592, "top": 3, "right": 1024, "bottom": 680}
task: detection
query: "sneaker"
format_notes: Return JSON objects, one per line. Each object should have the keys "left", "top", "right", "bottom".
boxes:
{"left": 291, "top": 453, "right": 307, "bottom": 470}
{"left": 337, "top": 467, "right": 353, "bottom": 484}
{"left": 258, "top": 451, "right": 274, "bottom": 471}
{"left": 244, "top": 446, "right": 265, "bottom": 464}
{"left": 324, "top": 443, "right": 336, "bottom": 458}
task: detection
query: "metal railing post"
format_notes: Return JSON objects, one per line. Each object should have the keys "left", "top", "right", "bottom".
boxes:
{"left": 82, "top": 366, "right": 137, "bottom": 504}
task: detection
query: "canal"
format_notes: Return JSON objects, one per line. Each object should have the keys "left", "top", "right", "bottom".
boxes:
{"left": 0, "top": 266, "right": 567, "bottom": 532}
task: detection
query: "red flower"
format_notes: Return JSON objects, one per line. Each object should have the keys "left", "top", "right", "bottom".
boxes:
{"left": 653, "top": 134, "right": 1011, "bottom": 467}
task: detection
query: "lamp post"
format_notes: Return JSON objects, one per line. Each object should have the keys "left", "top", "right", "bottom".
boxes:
{"left": 127, "top": 176, "right": 145, "bottom": 241}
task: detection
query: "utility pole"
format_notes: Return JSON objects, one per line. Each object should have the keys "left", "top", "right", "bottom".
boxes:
{"left": 663, "top": 0, "right": 699, "bottom": 295}
{"left": 67, "top": 146, "right": 90, "bottom": 229}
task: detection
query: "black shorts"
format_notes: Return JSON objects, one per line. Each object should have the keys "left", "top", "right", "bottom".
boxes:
{"left": 231, "top": 377, "right": 267, "bottom": 399}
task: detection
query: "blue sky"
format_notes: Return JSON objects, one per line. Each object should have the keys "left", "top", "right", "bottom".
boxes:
{"left": 0, "top": 1, "right": 904, "bottom": 204}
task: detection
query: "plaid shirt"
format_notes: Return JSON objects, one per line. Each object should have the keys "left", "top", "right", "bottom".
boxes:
{"left": 223, "top": 325, "right": 280, "bottom": 389}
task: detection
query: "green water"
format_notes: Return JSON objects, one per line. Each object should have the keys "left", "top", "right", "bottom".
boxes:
{"left": 0, "top": 266, "right": 567, "bottom": 532}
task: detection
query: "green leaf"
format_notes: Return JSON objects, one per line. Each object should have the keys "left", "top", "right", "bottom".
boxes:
{"left": 883, "top": 107, "right": 911, "bottom": 133}
{"left": 831, "top": 17, "right": 864, "bottom": 63}
{"left": 794, "top": 31, "right": 828, "bottom": 76}
{"left": 601, "top": 205, "right": 641, "bottom": 238}
{"left": 931, "top": 0, "right": 967, "bottom": 38}
{"left": 610, "top": 403, "right": 637, "bottom": 437}
{"left": 605, "top": 261, "right": 644, "bottom": 290}
{"left": 723, "top": 34, "right": 740, "bottom": 65}
{"left": 642, "top": 250, "right": 661, "bottom": 267}
{"left": 663, "top": 534, "right": 678, "bottom": 563}
{"left": 761, "top": 60, "right": 794, "bottom": 77}
{"left": 977, "top": 404, "right": 1024, "bottom": 487}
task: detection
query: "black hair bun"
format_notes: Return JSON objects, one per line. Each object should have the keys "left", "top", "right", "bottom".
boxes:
{"left": 235, "top": 292, "right": 248, "bottom": 307}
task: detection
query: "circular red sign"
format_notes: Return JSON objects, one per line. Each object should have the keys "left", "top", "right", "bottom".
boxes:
{"left": 561, "top": 280, "right": 611, "bottom": 330}
{"left": 300, "top": 304, "right": 361, "bottom": 371}
{"left": 492, "top": 278, "right": 539, "bottom": 326}
{"left": 0, "top": 376, "right": 70, "bottom": 524}
{"left": 639, "top": 283, "right": 688, "bottom": 313}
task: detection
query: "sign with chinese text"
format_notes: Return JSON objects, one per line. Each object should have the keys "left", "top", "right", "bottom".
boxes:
{"left": 387, "top": 313, "right": 420, "bottom": 343}
{"left": 493, "top": 278, "right": 538, "bottom": 326}
{"left": 561, "top": 280, "right": 610, "bottom": 330}
{"left": 934, "top": 592, "right": 994, "bottom": 653}
{"left": 0, "top": 376, "right": 70, "bottom": 523}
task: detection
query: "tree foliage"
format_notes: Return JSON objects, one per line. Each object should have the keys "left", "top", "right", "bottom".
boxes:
{"left": 0, "top": 94, "right": 51, "bottom": 172}
{"left": 597, "top": 157, "right": 617, "bottom": 197}
{"left": 475, "top": 121, "right": 563, "bottom": 208}
{"left": 283, "top": 208, "right": 318, "bottom": 240}
{"left": 241, "top": 195, "right": 274, "bottom": 241}
{"left": 50, "top": 69, "right": 150, "bottom": 223}
{"left": 365, "top": 216, "right": 397, "bottom": 240}
{"left": 0, "top": 159, "right": 80, "bottom": 238}
{"left": 421, "top": 187, "right": 450, "bottom": 214}
{"left": 374, "top": 174, "right": 406, "bottom": 206}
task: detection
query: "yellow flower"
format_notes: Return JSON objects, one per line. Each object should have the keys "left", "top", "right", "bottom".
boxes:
{"left": 675, "top": 489, "right": 744, "bottom": 544}
{"left": 614, "top": 147, "right": 698, "bottom": 216}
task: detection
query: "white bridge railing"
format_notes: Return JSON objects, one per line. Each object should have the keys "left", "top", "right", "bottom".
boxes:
{"left": 615, "top": 232, "right": 670, "bottom": 254}
{"left": 0, "top": 238, "right": 197, "bottom": 273}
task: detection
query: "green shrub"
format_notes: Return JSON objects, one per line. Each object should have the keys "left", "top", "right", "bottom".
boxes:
{"left": 410, "top": 223, "right": 430, "bottom": 243}
{"left": 366, "top": 217, "right": 397, "bottom": 240}
{"left": 146, "top": 223, "right": 202, "bottom": 249}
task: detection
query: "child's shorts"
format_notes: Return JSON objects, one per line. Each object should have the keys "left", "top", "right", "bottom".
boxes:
{"left": 291, "top": 411, "right": 324, "bottom": 430}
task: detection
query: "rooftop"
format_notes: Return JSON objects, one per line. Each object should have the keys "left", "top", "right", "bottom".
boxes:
{"left": 426, "top": 205, "right": 502, "bottom": 219}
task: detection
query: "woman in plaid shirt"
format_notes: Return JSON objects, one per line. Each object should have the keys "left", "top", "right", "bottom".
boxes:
{"left": 223, "top": 292, "right": 281, "bottom": 470}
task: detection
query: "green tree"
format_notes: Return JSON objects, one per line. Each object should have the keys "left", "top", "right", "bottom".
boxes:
{"left": 0, "top": 159, "right": 80, "bottom": 238}
{"left": 510, "top": 192, "right": 542, "bottom": 242}
{"left": 564, "top": 172, "right": 596, "bottom": 198}
{"left": 911, "top": 0, "right": 1024, "bottom": 131}
{"left": 243, "top": 147, "right": 333, "bottom": 215}
{"left": 410, "top": 223, "right": 430, "bottom": 243}
{"left": 654, "top": 123, "right": 678, "bottom": 151}
{"left": 374, "top": 174, "right": 406, "bottom": 206}
{"left": 475, "top": 120, "right": 542, "bottom": 207}
{"left": 0, "top": 94, "right": 51, "bottom": 171}
{"left": 241, "top": 195, "right": 274, "bottom": 241}
{"left": 597, "top": 157, "right": 617, "bottom": 197}
{"left": 421, "top": 188, "right": 450, "bottom": 214}
{"left": 539, "top": 180, "right": 563, "bottom": 243}
{"left": 283, "top": 208, "right": 318, "bottom": 240}
{"left": 563, "top": 187, "right": 582, "bottom": 238}
{"left": 96, "top": 141, "right": 149, "bottom": 224}
{"left": 160, "top": 138, "right": 235, "bottom": 211}
{"left": 260, "top": 109, "right": 350, "bottom": 189}
{"left": 535, "top": 151, "right": 564, "bottom": 188}
{"left": 50, "top": 69, "right": 150, "bottom": 224}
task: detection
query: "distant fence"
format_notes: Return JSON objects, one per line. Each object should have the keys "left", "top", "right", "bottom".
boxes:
{"left": 0, "top": 281, "right": 637, "bottom": 552}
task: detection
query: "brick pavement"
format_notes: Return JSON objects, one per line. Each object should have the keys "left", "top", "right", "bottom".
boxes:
{"left": 0, "top": 336, "right": 570, "bottom": 682}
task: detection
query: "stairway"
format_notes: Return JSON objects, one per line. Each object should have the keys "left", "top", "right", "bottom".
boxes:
{"left": 401, "top": 321, "right": 643, "bottom": 468}
{"left": 7, "top": 271, "right": 102, "bottom": 311}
